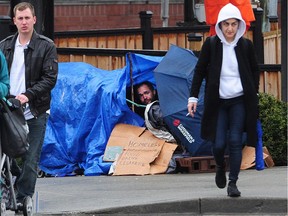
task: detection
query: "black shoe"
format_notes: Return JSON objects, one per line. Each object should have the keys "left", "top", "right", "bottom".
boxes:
{"left": 227, "top": 181, "right": 241, "bottom": 197}
{"left": 16, "top": 202, "right": 24, "bottom": 211}
{"left": 16, "top": 197, "right": 24, "bottom": 211}
{"left": 215, "top": 166, "right": 226, "bottom": 189}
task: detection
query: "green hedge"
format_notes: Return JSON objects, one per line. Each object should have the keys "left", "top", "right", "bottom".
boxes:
{"left": 258, "top": 93, "right": 287, "bottom": 166}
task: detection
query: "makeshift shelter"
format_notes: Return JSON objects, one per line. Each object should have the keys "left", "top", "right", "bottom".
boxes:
{"left": 39, "top": 47, "right": 210, "bottom": 176}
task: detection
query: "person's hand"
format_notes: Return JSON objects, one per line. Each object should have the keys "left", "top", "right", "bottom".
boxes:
{"left": 187, "top": 102, "right": 197, "bottom": 117}
{"left": 15, "top": 94, "right": 29, "bottom": 105}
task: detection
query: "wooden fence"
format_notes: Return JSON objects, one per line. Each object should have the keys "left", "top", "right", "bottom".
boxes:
{"left": 259, "top": 64, "right": 282, "bottom": 99}
{"left": 57, "top": 47, "right": 282, "bottom": 100}
{"left": 55, "top": 29, "right": 144, "bottom": 50}
{"left": 54, "top": 26, "right": 254, "bottom": 52}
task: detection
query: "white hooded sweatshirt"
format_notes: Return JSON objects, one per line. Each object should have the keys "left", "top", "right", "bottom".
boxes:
{"left": 215, "top": 3, "right": 246, "bottom": 99}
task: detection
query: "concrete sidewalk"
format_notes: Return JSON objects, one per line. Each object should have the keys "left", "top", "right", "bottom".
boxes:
{"left": 6, "top": 166, "right": 288, "bottom": 215}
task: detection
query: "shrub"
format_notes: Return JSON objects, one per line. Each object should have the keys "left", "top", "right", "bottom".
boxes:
{"left": 258, "top": 93, "right": 287, "bottom": 166}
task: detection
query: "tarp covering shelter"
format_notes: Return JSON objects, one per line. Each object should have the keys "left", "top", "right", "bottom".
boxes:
{"left": 154, "top": 45, "right": 212, "bottom": 156}
{"left": 39, "top": 54, "right": 163, "bottom": 176}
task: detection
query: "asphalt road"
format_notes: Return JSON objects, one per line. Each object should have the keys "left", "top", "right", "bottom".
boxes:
{"left": 3, "top": 166, "right": 288, "bottom": 215}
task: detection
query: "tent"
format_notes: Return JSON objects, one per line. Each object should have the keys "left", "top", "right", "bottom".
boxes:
{"left": 154, "top": 45, "right": 212, "bottom": 156}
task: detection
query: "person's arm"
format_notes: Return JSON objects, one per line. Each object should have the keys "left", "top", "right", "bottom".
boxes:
{"left": 187, "top": 37, "right": 211, "bottom": 117}
{"left": 23, "top": 41, "right": 58, "bottom": 102}
{"left": 0, "top": 51, "right": 9, "bottom": 98}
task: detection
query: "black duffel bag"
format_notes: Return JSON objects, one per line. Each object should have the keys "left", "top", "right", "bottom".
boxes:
{"left": 0, "top": 98, "right": 29, "bottom": 158}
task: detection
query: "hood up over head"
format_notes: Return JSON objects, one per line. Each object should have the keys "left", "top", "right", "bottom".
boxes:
{"left": 215, "top": 3, "right": 246, "bottom": 45}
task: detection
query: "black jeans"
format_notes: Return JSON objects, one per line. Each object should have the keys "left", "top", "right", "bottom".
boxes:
{"left": 16, "top": 113, "right": 48, "bottom": 201}
{"left": 213, "top": 96, "right": 245, "bottom": 182}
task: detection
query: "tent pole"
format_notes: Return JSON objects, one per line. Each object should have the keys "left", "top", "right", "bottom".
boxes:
{"left": 128, "top": 53, "right": 135, "bottom": 112}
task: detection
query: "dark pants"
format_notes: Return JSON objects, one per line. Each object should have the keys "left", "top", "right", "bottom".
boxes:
{"left": 15, "top": 113, "right": 48, "bottom": 202}
{"left": 213, "top": 96, "right": 245, "bottom": 182}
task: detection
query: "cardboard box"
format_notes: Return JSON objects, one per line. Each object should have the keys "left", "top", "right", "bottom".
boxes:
{"left": 103, "top": 123, "right": 177, "bottom": 175}
{"left": 240, "top": 146, "right": 271, "bottom": 170}
{"left": 263, "top": 146, "right": 275, "bottom": 167}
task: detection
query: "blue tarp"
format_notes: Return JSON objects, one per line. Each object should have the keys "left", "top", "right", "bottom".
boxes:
{"left": 39, "top": 53, "right": 163, "bottom": 176}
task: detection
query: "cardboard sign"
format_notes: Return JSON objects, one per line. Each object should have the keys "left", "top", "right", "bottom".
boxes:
{"left": 150, "top": 142, "right": 177, "bottom": 174}
{"left": 104, "top": 123, "right": 178, "bottom": 175}
{"left": 113, "top": 137, "right": 165, "bottom": 175}
{"left": 103, "top": 124, "right": 146, "bottom": 161}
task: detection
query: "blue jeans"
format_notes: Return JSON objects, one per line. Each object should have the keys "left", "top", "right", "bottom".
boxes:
{"left": 213, "top": 96, "right": 245, "bottom": 183}
{"left": 15, "top": 113, "right": 48, "bottom": 201}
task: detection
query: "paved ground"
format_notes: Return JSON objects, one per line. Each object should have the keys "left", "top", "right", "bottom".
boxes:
{"left": 4, "top": 166, "right": 288, "bottom": 215}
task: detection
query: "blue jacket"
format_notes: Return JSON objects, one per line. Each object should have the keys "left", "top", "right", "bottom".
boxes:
{"left": 0, "top": 51, "right": 9, "bottom": 99}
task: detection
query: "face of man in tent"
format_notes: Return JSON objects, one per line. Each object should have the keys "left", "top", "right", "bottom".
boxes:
{"left": 137, "top": 84, "right": 156, "bottom": 105}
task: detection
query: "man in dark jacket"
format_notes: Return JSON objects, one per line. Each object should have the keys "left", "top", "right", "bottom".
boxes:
{"left": 0, "top": 2, "right": 58, "bottom": 208}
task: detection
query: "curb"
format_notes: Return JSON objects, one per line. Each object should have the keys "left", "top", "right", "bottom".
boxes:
{"left": 36, "top": 197, "right": 287, "bottom": 215}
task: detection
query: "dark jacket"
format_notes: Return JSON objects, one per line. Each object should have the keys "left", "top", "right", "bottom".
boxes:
{"left": 190, "top": 36, "right": 260, "bottom": 147}
{"left": 0, "top": 31, "right": 58, "bottom": 117}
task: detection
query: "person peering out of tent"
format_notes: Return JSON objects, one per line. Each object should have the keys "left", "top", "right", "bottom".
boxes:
{"left": 127, "top": 81, "right": 158, "bottom": 119}
{"left": 134, "top": 81, "right": 176, "bottom": 143}
{"left": 135, "top": 81, "right": 157, "bottom": 106}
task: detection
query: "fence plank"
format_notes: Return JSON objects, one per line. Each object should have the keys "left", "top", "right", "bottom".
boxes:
{"left": 68, "top": 37, "right": 78, "bottom": 47}
{"left": 263, "top": 30, "right": 282, "bottom": 64}
{"left": 135, "top": 35, "right": 143, "bottom": 49}
{"left": 168, "top": 33, "right": 177, "bottom": 47}
{"left": 84, "top": 55, "right": 97, "bottom": 66}
{"left": 107, "top": 36, "right": 117, "bottom": 48}
{"left": 126, "top": 35, "right": 136, "bottom": 49}
{"left": 58, "top": 54, "right": 70, "bottom": 62}
{"left": 176, "top": 33, "right": 187, "bottom": 49}
{"left": 262, "top": 71, "right": 281, "bottom": 99}
{"left": 57, "top": 38, "right": 68, "bottom": 47}
{"left": 117, "top": 35, "right": 126, "bottom": 49}
{"left": 78, "top": 37, "right": 88, "bottom": 47}
{"left": 88, "top": 37, "right": 97, "bottom": 47}
{"left": 153, "top": 34, "right": 160, "bottom": 50}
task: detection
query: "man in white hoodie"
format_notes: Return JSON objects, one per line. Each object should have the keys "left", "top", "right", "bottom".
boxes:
{"left": 187, "top": 3, "right": 259, "bottom": 197}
